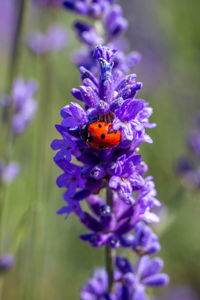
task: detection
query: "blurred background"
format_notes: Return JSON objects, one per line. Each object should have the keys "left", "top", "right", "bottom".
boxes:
{"left": 0, "top": 0, "right": 200, "bottom": 299}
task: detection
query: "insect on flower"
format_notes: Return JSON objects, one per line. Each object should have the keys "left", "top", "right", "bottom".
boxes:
{"left": 80, "top": 121, "right": 121, "bottom": 150}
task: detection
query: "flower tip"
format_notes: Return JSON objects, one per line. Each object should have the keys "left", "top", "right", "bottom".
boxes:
{"left": 50, "top": 140, "right": 55, "bottom": 150}
{"left": 93, "top": 45, "right": 117, "bottom": 63}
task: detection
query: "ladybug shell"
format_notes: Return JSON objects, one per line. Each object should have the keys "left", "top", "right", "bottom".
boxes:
{"left": 86, "top": 122, "right": 121, "bottom": 150}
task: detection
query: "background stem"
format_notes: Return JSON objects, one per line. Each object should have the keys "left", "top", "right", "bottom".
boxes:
{"left": 6, "top": 0, "right": 30, "bottom": 93}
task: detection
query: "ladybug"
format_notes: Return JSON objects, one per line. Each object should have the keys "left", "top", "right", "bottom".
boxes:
{"left": 81, "top": 122, "right": 121, "bottom": 150}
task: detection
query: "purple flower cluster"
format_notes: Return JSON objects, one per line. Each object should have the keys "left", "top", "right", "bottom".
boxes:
{"left": 0, "top": 78, "right": 38, "bottom": 185}
{"left": 176, "top": 112, "right": 200, "bottom": 190}
{"left": 154, "top": 285, "right": 199, "bottom": 300}
{"left": 27, "top": 23, "right": 68, "bottom": 55}
{"left": 63, "top": 0, "right": 141, "bottom": 73}
{"left": 52, "top": 45, "right": 168, "bottom": 299}
{"left": 11, "top": 78, "right": 38, "bottom": 134}
{"left": 81, "top": 255, "right": 168, "bottom": 300}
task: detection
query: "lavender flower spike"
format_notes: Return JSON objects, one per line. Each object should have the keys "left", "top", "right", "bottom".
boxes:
{"left": 52, "top": 43, "right": 168, "bottom": 299}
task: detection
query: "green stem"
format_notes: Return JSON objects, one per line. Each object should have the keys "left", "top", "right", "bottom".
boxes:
{"left": 105, "top": 187, "right": 115, "bottom": 292}
{"left": 6, "top": 0, "right": 30, "bottom": 92}
{"left": 1, "top": 0, "right": 30, "bottom": 161}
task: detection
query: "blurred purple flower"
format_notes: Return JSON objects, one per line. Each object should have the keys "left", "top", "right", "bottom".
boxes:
{"left": 176, "top": 112, "right": 200, "bottom": 190}
{"left": 33, "top": 0, "right": 62, "bottom": 6}
{"left": 104, "top": 5, "right": 128, "bottom": 39}
{"left": 188, "top": 129, "right": 200, "bottom": 157}
{"left": 12, "top": 78, "right": 38, "bottom": 133}
{"left": 0, "top": 254, "right": 15, "bottom": 273}
{"left": 0, "top": 162, "right": 20, "bottom": 185}
{"left": 74, "top": 21, "right": 103, "bottom": 46}
{"left": 27, "top": 23, "right": 68, "bottom": 55}
{"left": 154, "top": 285, "right": 199, "bottom": 300}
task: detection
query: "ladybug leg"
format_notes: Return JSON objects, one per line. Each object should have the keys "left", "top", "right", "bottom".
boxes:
{"left": 107, "top": 124, "right": 118, "bottom": 134}
{"left": 80, "top": 124, "right": 89, "bottom": 142}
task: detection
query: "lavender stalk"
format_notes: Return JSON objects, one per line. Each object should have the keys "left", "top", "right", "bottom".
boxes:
{"left": 105, "top": 187, "right": 114, "bottom": 292}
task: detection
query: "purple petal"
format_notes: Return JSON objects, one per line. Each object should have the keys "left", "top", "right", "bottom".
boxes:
{"left": 80, "top": 86, "right": 99, "bottom": 107}
{"left": 143, "top": 273, "right": 169, "bottom": 287}
{"left": 115, "top": 99, "right": 144, "bottom": 122}
{"left": 133, "top": 285, "right": 148, "bottom": 300}
{"left": 115, "top": 256, "right": 133, "bottom": 274}
{"left": 81, "top": 212, "right": 101, "bottom": 232}
{"left": 56, "top": 173, "right": 71, "bottom": 187}
{"left": 141, "top": 257, "right": 164, "bottom": 279}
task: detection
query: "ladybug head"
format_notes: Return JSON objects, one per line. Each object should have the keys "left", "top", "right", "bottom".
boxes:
{"left": 98, "top": 112, "right": 115, "bottom": 123}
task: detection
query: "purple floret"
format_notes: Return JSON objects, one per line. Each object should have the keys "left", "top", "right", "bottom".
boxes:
{"left": 74, "top": 21, "right": 103, "bottom": 46}
{"left": 80, "top": 268, "right": 116, "bottom": 300}
{"left": 63, "top": 0, "right": 116, "bottom": 18}
{"left": 131, "top": 222, "right": 161, "bottom": 255}
{"left": 104, "top": 5, "right": 128, "bottom": 38}
{"left": 56, "top": 159, "right": 85, "bottom": 197}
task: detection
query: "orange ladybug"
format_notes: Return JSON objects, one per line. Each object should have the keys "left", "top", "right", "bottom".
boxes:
{"left": 83, "top": 122, "right": 121, "bottom": 150}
